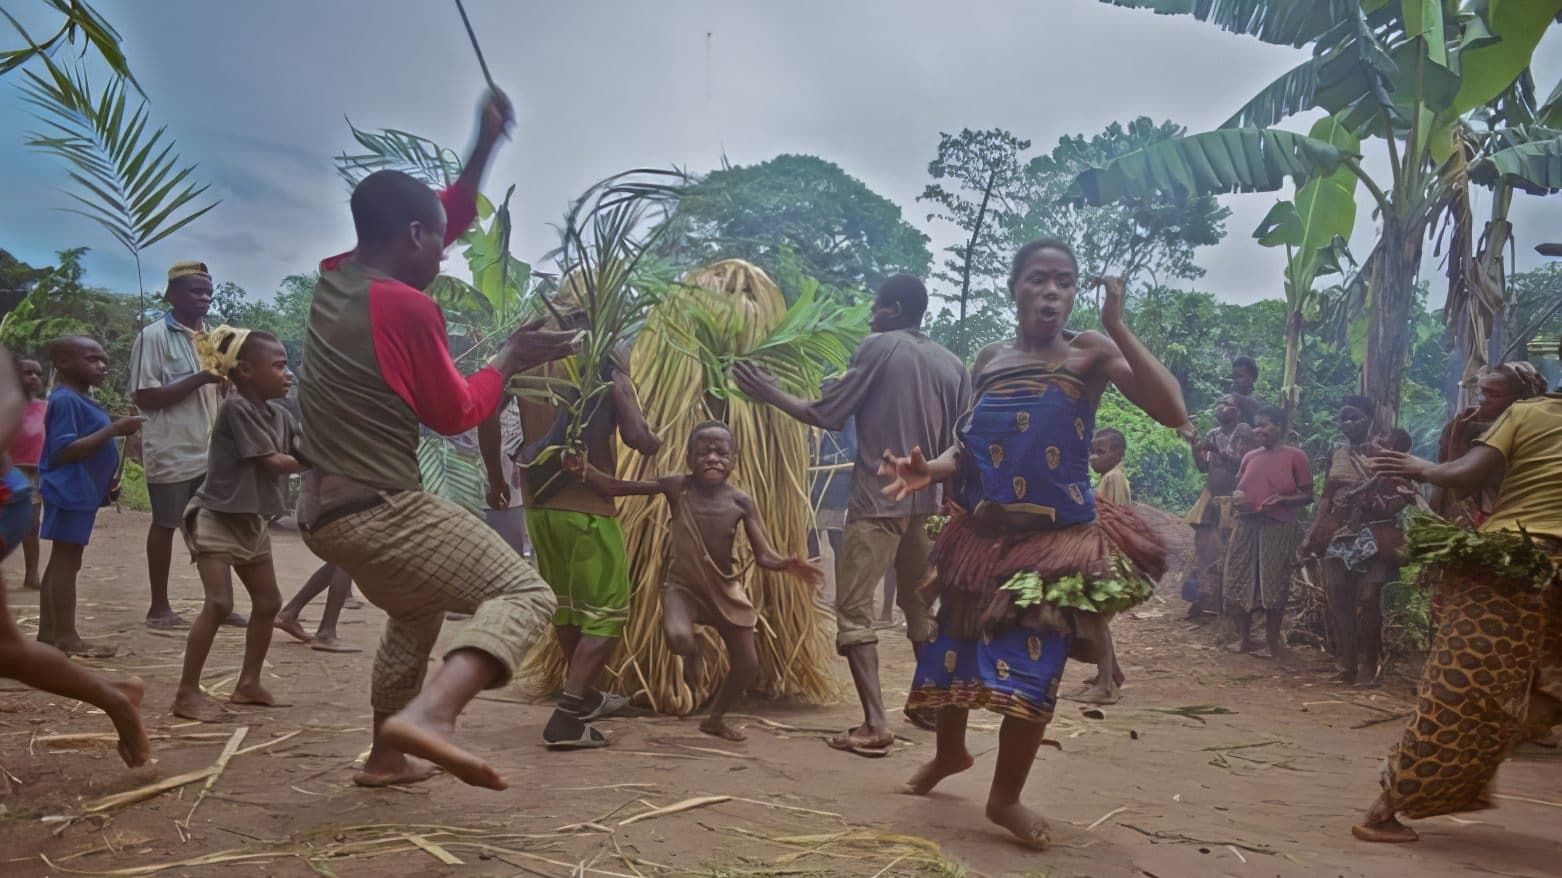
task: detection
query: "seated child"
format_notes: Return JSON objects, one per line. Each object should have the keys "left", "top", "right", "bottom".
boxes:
{"left": 172, "top": 328, "right": 302, "bottom": 721}
{"left": 0, "top": 344, "right": 149, "bottom": 767}
{"left": 1077, "top": 427, "right": 1132, "bottom": 704}
{"left": 573, "top": 421, "right": 821, "bottom": 741}
{"left": 38, "top": 336, "right": 144, "bottom": 657}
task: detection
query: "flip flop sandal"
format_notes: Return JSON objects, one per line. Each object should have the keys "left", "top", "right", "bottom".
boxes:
{"left": 545, "top": 724, "right": 610, "bottom": 751}
{"left": 579, "top": 691, "right": 631, "bottom": 722}
{"left": 825, "top": 730, "right": 892, "bottom": 758}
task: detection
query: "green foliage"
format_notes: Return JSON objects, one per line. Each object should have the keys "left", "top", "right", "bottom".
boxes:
{"left": 1470, "top": 126, "right": 1562, "bottom": 194}
{"left": 0, "top": 247, "right": 138, "bottom": 396}
{"left": 18, "top": 64, "right": 219, "bottom": 259}
{"left": 1019, "top": 117, "right": 1230, "bottom": 286}
{"left": 415, "top": 433, "right": 485, "bottom": 513}
{"left": 1404, "top": 510, "right": 1559, "bottom": 588}
{"left": 1, "top": 0, "right": 137, "bottom": 88}
{"left": 1001, "top": 558, "right": 1155, "bottom": 615}
{"left": 1097, "top": 386, "right": 1202, "bottom": 511}
{"left": 334, "top": 121, "right": 462, "bottom": 189}
{"left": 661, "top": 275, "right": 869, "bottom": 400}
{"left": 919, "top": 129, "right": 1031, "bottom": 358}
{"left": 1072, "top": 128, "right": 1354, "bottom": 206}
{"left": 117, "top": 459, "right": 150, "bottom": 512}
{"left": 1504, "top": 264, "right": 1562, "bottom": 358}
{"left": 658, "top": 154, "right": 931, "bottom": 300}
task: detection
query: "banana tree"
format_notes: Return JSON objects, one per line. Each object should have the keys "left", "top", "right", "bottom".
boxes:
{"left": 1252, "top": 115, "right": 1362, "bottom": 415}
{"left": 1085, "top": 0, "right": 1562, "bottom": 427}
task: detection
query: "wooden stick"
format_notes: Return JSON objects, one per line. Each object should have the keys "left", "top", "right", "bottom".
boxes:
{"left": 180, "top": 727, "right": 249, "bottom": 829}
{"left": 617, "top": 795, "right": 731, "bottom": 826}
{"left": 408, "top": 835, "right": 465, "bottom": 866}
{"left": 452, "top": 0, "right": 497, "bottom": 92}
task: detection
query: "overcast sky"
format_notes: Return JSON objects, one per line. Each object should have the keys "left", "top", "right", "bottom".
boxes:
{"left": 3, "top": 0, "right": 1560, "bottom": 309}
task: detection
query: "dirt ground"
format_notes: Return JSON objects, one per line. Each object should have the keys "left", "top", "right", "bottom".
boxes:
{"left": 3, "top": 511, "right": 1561, "bottom": 878}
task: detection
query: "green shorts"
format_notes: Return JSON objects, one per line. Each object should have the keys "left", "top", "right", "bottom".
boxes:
{"left": 525, "top": 508, "right": 630, "bottom": 638}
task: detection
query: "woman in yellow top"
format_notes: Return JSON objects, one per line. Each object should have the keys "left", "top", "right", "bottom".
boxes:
{"left": 1353, "top": 391, "right": 1562, "bottom": 843}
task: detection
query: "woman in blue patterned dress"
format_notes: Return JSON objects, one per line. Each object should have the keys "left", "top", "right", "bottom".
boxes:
{"left": 879, "top": 239, "right": 1195, "bottom": 850}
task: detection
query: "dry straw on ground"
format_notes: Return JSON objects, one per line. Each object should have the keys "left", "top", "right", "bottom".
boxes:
{"left": 520, "top": 260, "right": 841, "bottom": 712}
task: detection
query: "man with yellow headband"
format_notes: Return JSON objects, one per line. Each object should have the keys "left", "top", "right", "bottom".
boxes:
{"left": 128, "top": 261, "right": 242, "bottom": 630}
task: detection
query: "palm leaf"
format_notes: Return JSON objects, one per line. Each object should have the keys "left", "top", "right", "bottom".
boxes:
{"left": 334, "top": 121, "right": 464, "bottom": 189}
{"left": 416, "top": 433, "right": 487, "bottom": 513}
{"left": 1470, "top": 127, "right": 1562, "bottom": 194}
{"left": 1, "top": 0, "right": 138, "bottom": 90}
{"left": 1071, "top": 128, "right": 1356, "bottom": 206}
{"left": 18, "top": 65, "right": 218, "bottom": 258}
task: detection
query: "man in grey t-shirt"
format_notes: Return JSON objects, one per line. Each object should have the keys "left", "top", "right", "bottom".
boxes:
{"left": 735, "top": 275, "right": 969, "bottom": 754}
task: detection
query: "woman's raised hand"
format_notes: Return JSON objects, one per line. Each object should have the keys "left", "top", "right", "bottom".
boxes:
{"left": 879, "top": 446, "right": 933, "bottom": 501}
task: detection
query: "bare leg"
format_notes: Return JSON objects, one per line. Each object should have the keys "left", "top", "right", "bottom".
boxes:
{"left": 661, "top": 591, "right": 702, "bottom": 706}
{"left": 1324, "top": 558, "right": 1358, "bottom": 683}
{"left": 38, "top": 542, "right": 110, "bottom": 655}
{"left": 229, "top": 561, "right": 281, "bottom": 706}
{"left": 1076, "top": 619, "right": 1123, "bottom": 704}
{"left": 376, "top": 648, "right": 508, "bottom": 789}
{"left": 1264, "top": 607, "right": 1290, "bottom": 660}
{"left": 275, "top": 562, "right": 336, "bottom": 642}
{"left": 904, "top": 707, "right": 974, "bottom": 794}
{"left": 986, "top": 716, "right": 1051, "bottom": 849}
{"left": 144, "top": 524, "right": 185, "bottom": 627}
{"left": 554, "top": 625, "right": 582, "bottom": 674}
{"left": 21, "top": 515, "right": 40, "bottom": 590}
{"left": 172, "top": 558, "right": 237, "bottom": 722}
{"left": 1227, "top": 611, "right": 1256, "bottom": 654}
{"left": 1352, "top": 791, "right": 1418, "bottom": 842}
{"left": 1356, "top": 567, "right": 1389, "bottom": 683}
{"left": 310, "top": 567, "right": 359, "bottom": 651}
{"left": 0, "top": 582, "right": 149, "bottom": 766}
{"left": 702, "top": 624, "right": 757, "bottom": 741}
{"left": 843, "top": 642, "right": 891, "bottom": 741}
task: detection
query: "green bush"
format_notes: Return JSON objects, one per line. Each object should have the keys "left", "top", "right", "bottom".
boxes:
{"left": 1097, "top": 387, "right": 1202, "bottom": 512}
{"left": 117, "top": 460, "right": 151, "bottom": 512}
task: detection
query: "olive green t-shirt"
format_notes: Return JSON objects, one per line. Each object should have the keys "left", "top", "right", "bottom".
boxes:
{"left": 190, "top": 396, "right": 295, "bottom": 518}
{"left": 1476, "top": 395, "right": 1562, "bottom": 540}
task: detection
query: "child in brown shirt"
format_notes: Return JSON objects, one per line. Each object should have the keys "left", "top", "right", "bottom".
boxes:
{"left": 574, "top": 421, "right": 821, "bottom": 741}
{"left": 172, "top": 328, "right": 302, "bottom": 721}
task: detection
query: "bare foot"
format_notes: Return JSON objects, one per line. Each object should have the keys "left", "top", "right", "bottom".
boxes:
{"left": 1352, "top": 818, "right": 1418, "bottom": 843}
{"left": 379, "top": 711, "right": 506, "bottom": 790}
{"left": 229, "top": 683, "right": 283, "bottom": 707}
{"left": 699, "top": 716, "right": 747, "bottom": 742}
{"left": 353, "top": 755, "right": 442, "bottom": 788}
{"left": 145, "top": 612, "right": 189, "bottom": 630}
{"left": 108, "top": 677, "right": 151, "bottom": 768}
{"left": 1072, "top": 681, "right": 1121, "bottom": 705}
{"left": 22, "top": 575, "right": 40, "bottom": 591}
{"left": 221, "top": 612, "right": 249, "bottom": 628}
{"left": 1329, "top": 670, "right": 1358, "bottom": 685}
{"left": 309, "top": 635, "right": 362, "bottom": 653}
{"left": 903, "top": 751, "right": 975, "bottom": 795}
{"left": 273, "top": 614, "right": 312, "bottom": 643}
{"left": 986, "top": 800, "right": 1050, "bottom": 850}
{"left": 55, "top": 638, "right": 117, "bottom": 658}
{"left": 171, "top": 689, "right": 234, "bottom": 723}
{"left": 1226, "top": 642, "right": 1255, "bottom": 655}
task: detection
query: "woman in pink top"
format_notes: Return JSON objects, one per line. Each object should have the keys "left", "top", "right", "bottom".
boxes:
{"left": 10, "top": 355, "right": 47, "bottom": 590}
{"left": 1223, "top": 404, "right": 1313, "bottom": 658}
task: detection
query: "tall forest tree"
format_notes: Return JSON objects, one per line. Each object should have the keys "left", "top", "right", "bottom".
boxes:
{"left": 657, "top": 154, "right": 931, "bottom": 300}
{"left": 919, "top": 128, "right": 1031, "bottom": 359}
{"left": 1079, "top": 0, "right": 1562, "bottom": 426}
